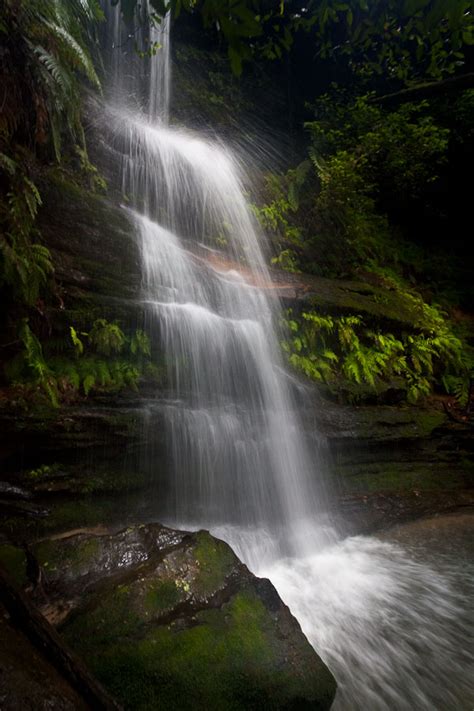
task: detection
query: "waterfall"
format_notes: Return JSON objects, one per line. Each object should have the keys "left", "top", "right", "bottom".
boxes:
{"left": 101, "top": 4, "right": 321, "bottom": 558}
{"left": 99, "top": 6, "right": 473, "bottom": 709}
{"left": 148, "top": 7, "right": 170, "bottom": 123}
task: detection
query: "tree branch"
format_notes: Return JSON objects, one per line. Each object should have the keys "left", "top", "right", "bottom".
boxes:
{"left": 371, "top": 73, "right": 474, "bottom": 106}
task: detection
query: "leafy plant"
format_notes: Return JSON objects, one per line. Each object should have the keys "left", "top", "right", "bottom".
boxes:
{"left": 130, "top": 329, "right": 151, "bottom": 357}
{"left": 0, "top": 0, "right": 103, "bottom": 306}
{"left": 116, "top": 0, "right": 474, "bottom": 80}
{"left": 4, "top": 319, "right": 59, "bottom": 405}
{"left": 307, "top": 95, "right": 450, "bottom": 202}
{"left": 0, "top": 157, "right": 54, "bottom": 305}
{"left": 282, "top": 299, "right": 466, "bottom": 404}
{"left": 0, "top": 0, "right": 102, "bottom": 162}
{"left": 74, "top": 147, "right": 108, "bottom": 193}
{"left": 255, "top": 94, "right": 453, "bottom": 280}
{"left": 70, "top": 326, "right": 85, "bottom": 356}
{"left": 4, "top": 318, "right": 158, "bottom": 407}
{"left": 88, "top": 319, "right": 126, "bottom": 356}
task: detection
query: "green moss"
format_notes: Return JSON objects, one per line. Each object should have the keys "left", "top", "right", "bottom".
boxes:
{"left": 193, "top": 532, "right": 236, "bottom": 596}
{"left": 35, "top": 536, "right": 100, "bottom": 575}
{"left": 37, "top": 495, "right": 130, "bottom": 535}
{"left": 0, "top": 544, "right": 27, "bottom": 587}
{"left": 61, "top": 469, "right": 146, "bottom": 495}
{"left": 338, "top": 462, "right": 466, "bottom": 494}
{"left": 412, "top": 412, "right": 445, "bottom": 436}
{"left": 63, "top": 588, "right": 328, "bottom": 711}
{"left": 144, "top": 579, "right": 182, "bottom": 614}
{"left": 64, "top": 583, "right": 145, "bottom": 647}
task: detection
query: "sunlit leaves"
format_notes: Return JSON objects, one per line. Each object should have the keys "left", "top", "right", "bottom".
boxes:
{"left": 281, "top": 298, "right": 468, "bottom": 404}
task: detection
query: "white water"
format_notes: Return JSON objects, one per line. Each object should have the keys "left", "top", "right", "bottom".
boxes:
{"left": 102, "top": 6, "right": 473, "bottom": 708}
{"left": 256, "top": 532, "right": 473, "bottom": 710}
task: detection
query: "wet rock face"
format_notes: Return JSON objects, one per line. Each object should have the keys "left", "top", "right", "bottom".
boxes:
{"left": 32, "top": 523, "right": 336, "bottom": 710}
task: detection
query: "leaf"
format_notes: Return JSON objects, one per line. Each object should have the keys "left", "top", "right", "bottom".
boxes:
{"left": 0, "top": 153, "right": 17, "bottom": 176}
{"left": 83, "top": 373, "right": 95, "bottom": 395}
{"left": 70, "top": 326, "right": 84, "bottom": 355}
{"left": 44, "top": 22, "right": 101, "bottom": 90}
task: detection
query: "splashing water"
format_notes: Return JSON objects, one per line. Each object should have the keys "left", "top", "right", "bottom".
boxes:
{"left": 256, "top": 532, "right": 473, "bottom": 710}
{"left": 100, "top": 5, "right": 473, "bottom": 708}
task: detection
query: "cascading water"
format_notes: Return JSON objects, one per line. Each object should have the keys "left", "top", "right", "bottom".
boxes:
{"left": 102, "top": 7, "right": 321, "bottom": 554}
{"left": 100, "top": 6, "right": 473, "bottom": 709}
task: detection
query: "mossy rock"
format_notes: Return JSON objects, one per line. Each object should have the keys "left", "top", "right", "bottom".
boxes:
{"left": 33, "top": 523, "right": 336, "bottom": 710}
{"left": 68, "top": 587, "right": 332, "bottom": 711}
{"left": 314, "top": 402, "right": 447, "bottom": 442}
{"left": 336, "top": 461, "right": 468, "bottom": 494}
{"left": 277, "top": 271, "right": 443, "bottom": 332}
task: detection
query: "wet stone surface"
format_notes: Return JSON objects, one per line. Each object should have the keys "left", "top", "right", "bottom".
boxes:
{"left": 2, "top": 522, "right": 336, "bottom": 710}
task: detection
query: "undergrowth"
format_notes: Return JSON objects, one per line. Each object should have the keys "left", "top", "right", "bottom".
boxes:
{"left": 282, "top": 300, "right": 473, "bottom": 405}
{"left": 4, "top": 318, "right": 164, "bottom": 408}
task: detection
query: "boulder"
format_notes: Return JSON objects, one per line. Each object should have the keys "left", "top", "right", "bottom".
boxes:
{"left": 29, "top": 523, "right": 336, "bottom": 710}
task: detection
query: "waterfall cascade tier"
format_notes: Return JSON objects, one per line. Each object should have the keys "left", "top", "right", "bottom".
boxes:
{"left": 127, "top": 132, "right": 319, "bottom": 541}
{"left": 99, "top": 5, "right": 473, "bottom": 709}
{"left": 100, "top": 6, "right": 320, "bottom": 547}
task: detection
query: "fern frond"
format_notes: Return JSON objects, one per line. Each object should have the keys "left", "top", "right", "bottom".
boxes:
{"left": 0, "top": 152, "right": 17, "bottom": 176}
{"left": 45, "top": 21, "right": 101, "bottom": 90}
{"left": 83, "top": 373, "right": 96, "bottom": 395}
{"left": 33, "top": 44, "right": 73, "bottom": 96}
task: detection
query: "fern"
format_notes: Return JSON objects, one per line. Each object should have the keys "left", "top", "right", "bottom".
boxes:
{"left": 89, "top": 319, "right": 125, "bottom": 356}
{"left": 70, "top": 326, "right": 84, "bottom": 355}
{"left": 14, "top": 320, "right": 59, "bottom": 406}
{"left": 44, "top": 21, "right": 101, "bottom": 90}
{"left": 1, "top": 0, "right": 102, "bottom": 162}
{"left": 442, "top": 375, "right": 470, "bottom": 409}
{"left": 0, "top": 152, "right": 17, "bottom": 176}
{"left": 95, "top": 360, "right": 112, "bottom": 387}
{"left": 130, "top": 329, "right": 151, "bottom": 357}
{"left": 83, "top": 373, "right": 95, "bottom": 396}
{"left": 7, "top": 314, "right": 155, "bottom": 406}
{"left": 282, "top": 302, "right": 470, "bottom": 404}
{"left": 33, "top": 45, "right": 73, "bottom": 97}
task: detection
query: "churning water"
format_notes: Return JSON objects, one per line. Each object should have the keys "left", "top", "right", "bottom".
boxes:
{"left": 101, "top": 6, "right": 473, "bottom": 708}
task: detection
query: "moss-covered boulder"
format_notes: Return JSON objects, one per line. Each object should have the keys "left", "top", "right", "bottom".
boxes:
{"left": 30, "top": 523, "right": 336, "bottom": 710}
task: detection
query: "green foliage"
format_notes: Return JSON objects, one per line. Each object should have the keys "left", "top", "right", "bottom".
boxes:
{"left": 0, "top": 0, "right": 103, "bottom": 306}
{"left": 292, "top": 0, "right": 474, "bottom": 84}
{"left": 307, "top": 96, "right": 450, "bottom": 267}
{"left": 0, "top": 0, "right": 102, "bottom": 160}
{"left": 312, "top": 149, "right": 391, "bottom": 270}
{"left": 26, "top": 464, "right": 60, "bottom": 480}
{"left": 51, "top": 356, "right": 140, "bottom": 397}
{"left": 70, "top": 326, "right": 85, "bottom": 356}
{"left": 252, "top": 165, "right": 312, "bottom": 273}
{"left": 5, "top": 319, "right": 159, "bottom": 407}
{"left": 116, "top": 0, "right": 474, "bottom": 81}
{"left": 0, "top": 158, "right": 53, "bottom": 305}
{"left": 307, "top": 95, "right": 450, "bottom": 201}
{"left": 282, "top": 295, "right": 467, "bottom": 404}
{"left": 4, "top": 319, "right": 59, "bottom": 406}
{"left": 74, "top": 147, "right": 108, "bottom": 193}
{"left": 256, "top": 95, "right": 452, "bottom": 279}
{"left": 130, "top": 329, "right": 152, "bottom": 358}
{"left": 88, "top": 319, "right": 126, "bottom": 356}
